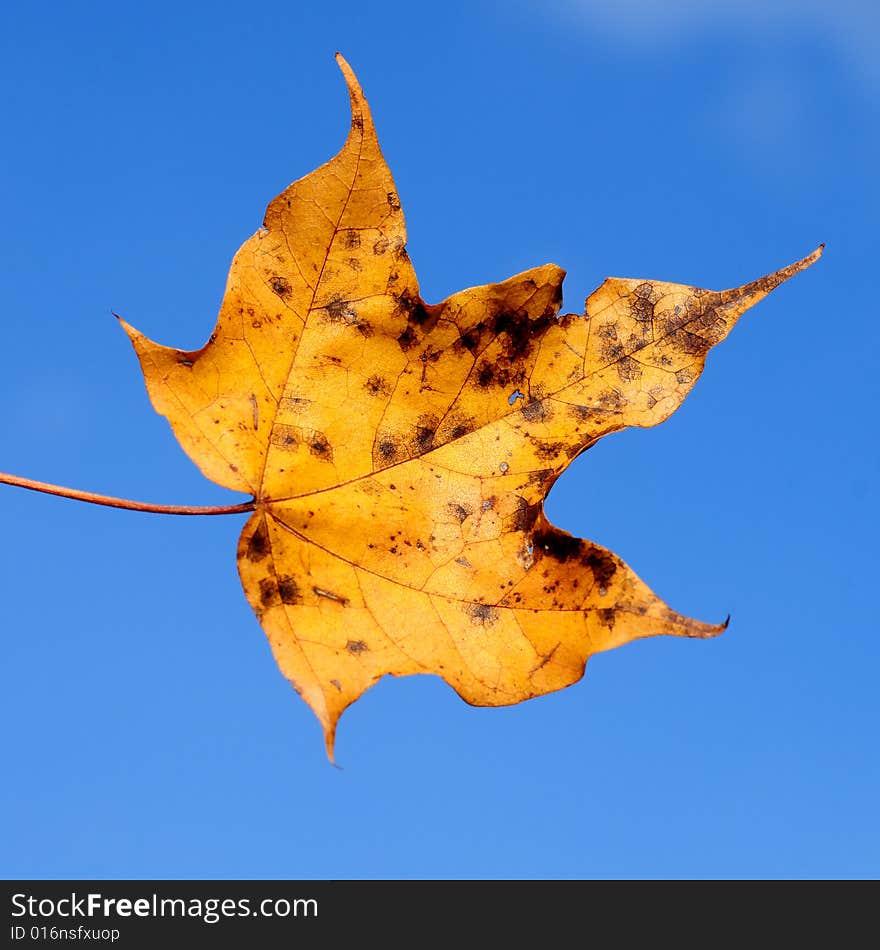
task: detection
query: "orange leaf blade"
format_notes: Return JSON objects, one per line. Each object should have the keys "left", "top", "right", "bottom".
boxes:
{"left": 123, "top": 57, "right": 822, "bottom": 758}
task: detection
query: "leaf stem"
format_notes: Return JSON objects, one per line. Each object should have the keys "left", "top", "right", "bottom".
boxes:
{"left": 0, "top": 471, "right": 256, "bottom": 516}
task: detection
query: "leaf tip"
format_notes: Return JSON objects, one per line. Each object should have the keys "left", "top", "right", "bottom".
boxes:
{"left": 114, "top": 313, "right": 142, "bottom": 342}
{"left": 685, "top": 614, "right": 729, "bottom": 640}
{"left": 697, "top": 614, "right": 730, "bottom": 638}
{"left": 334, "top": 52, "right": 372, "bottom": 136}
{"left": 718, "top": 244, "right": 824, "bottom": 326}
{"left": 760, "top": 244, "right": 824, "bottom": 289}
{"left": 801, "top": 243, "right": 825, "bottom": 267}
{"left": 324, "top": 721, "right": 339, "bottom": 766}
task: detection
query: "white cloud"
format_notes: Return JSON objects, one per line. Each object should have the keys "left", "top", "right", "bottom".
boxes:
{"left": 715, "top": 67, "right": 808, "bottom": 164}
{"left": 553, "top": 0, "right": 880, "bottom": 93}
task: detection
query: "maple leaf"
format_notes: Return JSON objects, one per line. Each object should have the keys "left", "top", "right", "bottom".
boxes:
{"left": 119, "top": 55, "right": 821, "bottom": 759}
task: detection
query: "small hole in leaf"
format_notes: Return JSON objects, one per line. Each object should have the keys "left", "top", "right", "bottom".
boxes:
{"left": 508, "top": 389, "right": 525, "bottom": 405}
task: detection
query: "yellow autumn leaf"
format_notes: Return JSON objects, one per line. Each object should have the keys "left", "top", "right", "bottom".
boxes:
{"left": 120, "top": 54, "right": 821, "bottom": 759}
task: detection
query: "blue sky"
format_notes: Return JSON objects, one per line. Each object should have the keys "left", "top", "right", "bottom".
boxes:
{"left": 1, "top": 1, "right": 877, "bottom": 878}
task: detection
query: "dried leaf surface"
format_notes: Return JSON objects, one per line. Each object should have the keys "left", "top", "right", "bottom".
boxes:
{"left": 122, "top": 55, "right": 821, "bottom": 757}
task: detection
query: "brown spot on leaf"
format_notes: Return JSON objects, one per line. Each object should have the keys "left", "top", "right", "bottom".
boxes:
{"left": 580, "top": 548, "right": 618, "bottom": 589}
{"left": 270, "top": 276, "right": 292, "bottom": 297}
{"left": 520, "top": 398, "right": 547, "bottom": 423}
{"left": 616, "top": 357, "right": 642, "bottom": 382}
{"left": 449, "top": 421, "right": 473, "bottom": 440}
{"left": 534, "top": 441, "right": 567, "bottom": 461}
{"left": 468, "top": 603, "right": 500, "bottom": 626}
{"left": 493, "top": 309, "right": 554, "bottom": 360}
{"left": 510, "top": 497, "right": 540, "bottom": 532}
{"left": 631, "top": 294, "right": 654, "bottom": 323}
{"left": 364, "top": 374, "right": 390, "bottom": 396}
{"left": 448, "top": 502, "right": 472, "bottom": 524}
{"left": 397, "top": 326, "right": 417, "bottom": 351}
{"left": 477, "top": 363, "right": 496, "bottom": 388}
{"left": 247, "top": 520, "right": 270, "bottom": 562}
{"left": 669, "top": 329, "right": 710, "bottom": 356}
{"left": 527, "top": 468, "right": 552, "bottom": 486}
{"left": 598, "top": 389, "right": 626, "bottom": 411}
{"left": 308, "top": 435, "right": 333, "bottom": 461}
{"left": 277, "top": 575, "right": 301, "bottom": 605}
{"left": 326, "top": 296, "right": 357, "bottom": 324}
{"left": 533, "top": 528, "right": 582, "bottom": 563}
{"left": 270, "top": 423, "right": 300, "bottom": 450}
{"left": 377, "top": 437, "right": 398, "bottom": 461}
{"left": 346, "top": 639, "right": 369, "bottom": 654}
{"left": 280, "top": 396, "right": 310, "bottom": 413}
{"left": 409, "top": 413, "right": 438, "bottom": 455}
{"left": 602, "top": 341, "right": 625, "bottom": 363}
{"left": 396, "top": 290, "right": 435, "bottom": 329}
{"left": 259, "top": 577, "right": 277, "bottom": 607}
{"left": 413, "top": 426, "right": 434, "bottom": 453}
{"left": 456, "top": 325, "right": 483, "bottom": 352}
